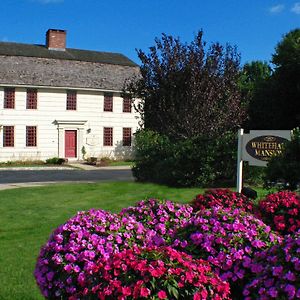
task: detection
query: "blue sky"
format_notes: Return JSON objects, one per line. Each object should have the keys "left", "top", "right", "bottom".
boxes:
{"left": 0, "top": 0, "right": 299, "bottom": 65}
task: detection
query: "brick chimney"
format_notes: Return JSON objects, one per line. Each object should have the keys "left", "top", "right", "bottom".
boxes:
{"left": 46, "top": 29, "right": 66, "bottom": 51}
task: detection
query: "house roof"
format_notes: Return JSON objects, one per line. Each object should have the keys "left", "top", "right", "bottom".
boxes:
{"left": 0, "top": 41, "right": 138, "bottom": 66}
{"left": 0, "top": 41, "right": 139, "bottom": 91}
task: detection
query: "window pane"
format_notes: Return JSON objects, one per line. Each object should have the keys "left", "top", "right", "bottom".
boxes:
{"left": 123, "top": 97, "right": 132, "bottom": 113}
{"left": 104, "top": 93, "right": 113, "bottom": 112}
{"left": 4, "top": 88, "right": 15, "bottom": 109}
{"left": 26, "top": 89, "right": 37, "bottom": 109}
{"left": 103, "top": 127, "right": 113, "bottom": 146}
{"left": 123, "top": 127, "right": 132, "bottom": 146}
{"left": 67, "top": 91, "right": 77, "bottom": 110}
{"left": 26, "top": 126, "right": 37, "bottom": 147}
{"left": 3, "top": 126, "right": 14, "bottom": 147}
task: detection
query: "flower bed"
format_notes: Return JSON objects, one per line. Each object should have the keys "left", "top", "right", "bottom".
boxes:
{"left": 191, "top": 189, "right": 253, "bottom": 212}
{"left": 35, "top": 194, "right": 300, "bottom": 299}
{"left": 258, "top": 191, "right": 300, "bottom": 234}
{"left": 72, "top": 246, "right": 231, "bottom": 300}
{"left": 243, "top": 230, "right": 300, "bottom": 299}
{"left": 119, "top": 198, "right": 194, "bottom": 245}
{"left": 173, "top": 207, "right": 281, "bottom": 298}
{"left": 34, "top": 209, "right": 149, "bottom": 298}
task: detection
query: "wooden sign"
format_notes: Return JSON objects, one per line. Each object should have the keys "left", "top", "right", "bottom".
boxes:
{"left": 236, "top": 129, "right": 291, "bottom": 192}
{"left": 241, "top": 130, "right": 291, "bottom": 166}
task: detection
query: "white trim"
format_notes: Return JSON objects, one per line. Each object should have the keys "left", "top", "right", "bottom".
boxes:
{"left": 54, "top": 120, "right": 87, "bottom": 126}
{"left": 0, "top": 84, "right": 123, "bottom": 93}
{"left": 54, "top": 120, "right": 87, "bottom": 160}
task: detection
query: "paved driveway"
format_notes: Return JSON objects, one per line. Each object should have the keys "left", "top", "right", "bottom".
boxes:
{"left": 0, "top": 168, "right": 134, "bottom": 188}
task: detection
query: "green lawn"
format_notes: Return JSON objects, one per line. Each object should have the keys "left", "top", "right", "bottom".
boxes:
{"left": 0, "top": 182, "right": 203, "bottom": 300}
{"left": 0, "top": 182, "right": 270, "bottom": 299}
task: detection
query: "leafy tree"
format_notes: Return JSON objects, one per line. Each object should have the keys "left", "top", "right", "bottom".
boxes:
{"left": 240, "top": 61, "right": 272, "bottom": 95}
{"left": 239, "top": 61, "right": 272, "bottom": 129}
{"left": 242, "top": 29, "right": 300, "bottom": 130}
{"left": 265, "top": 128, "right": 300, "bottom": 190}
{"left": 126, "top": 31, "right": 245, "bottom": 139}
{"left": 271, "top": 29, "right": 300, "bottom": 129}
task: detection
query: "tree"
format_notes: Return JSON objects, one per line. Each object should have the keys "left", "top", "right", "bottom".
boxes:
{"left": 265, "top": 128, "right": 300, "bottom": 190}
{"left": 240, "top": 29, "right": 300, "bottom": 130}
{"left": 270, "top": 29, "right": 300, "bottom": 129}
{"left": 239, "top": 61, "right": 273, "bottom": 129}
{"left": 126, "top": 31, "right": 245, "bottom": 140}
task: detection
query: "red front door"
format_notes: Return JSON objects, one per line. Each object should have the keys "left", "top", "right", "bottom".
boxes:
{"left": 65, "top": 130, "right": 77, "bottom": 158}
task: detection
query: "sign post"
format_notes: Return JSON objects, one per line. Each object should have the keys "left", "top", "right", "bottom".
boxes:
{"left": 236, "top": 129, "right": 244, "bottom": 193}
{"left": 236, "top": 129, "right": 291, "bottom": 193}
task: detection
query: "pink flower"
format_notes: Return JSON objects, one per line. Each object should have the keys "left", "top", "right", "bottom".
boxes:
{"left": 121, "top": 286, "right": 131, "bottom": 296}
{"left": 140, "top": 287, "right": 150, "bottom": 297}
{"left": 157, "top": 290, "right": 167, "bottom": 299}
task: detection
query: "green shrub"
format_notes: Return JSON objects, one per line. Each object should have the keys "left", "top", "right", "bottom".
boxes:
{"left": 45, "top": 157, "right": 65, "bottom": 165}
{"left": 132, "top": 129, "right": 237, "bottom": 187}
{"left": 0, "top": 160, "right": 45, "bottom": 167}
{"left": 243, "top": 164, "right": 265, "bottom": 186}
{"left": 264, "top": 128, "right": 300, "bottom": 190}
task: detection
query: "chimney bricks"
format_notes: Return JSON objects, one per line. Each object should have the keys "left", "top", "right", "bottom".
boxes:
{"left": 46, "top": 29, "right": 66, "bottom": 51}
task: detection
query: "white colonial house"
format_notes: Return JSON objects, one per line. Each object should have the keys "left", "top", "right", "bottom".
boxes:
{"left": 0, "top": 29, "right": 140, "bottom": 162}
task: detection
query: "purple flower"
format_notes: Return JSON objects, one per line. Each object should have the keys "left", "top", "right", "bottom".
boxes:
{"left": 272, "top": 266, "right": 283, "bottom": 276}
{"left": 285, "top": 284, "right": 296, "bottom": 298}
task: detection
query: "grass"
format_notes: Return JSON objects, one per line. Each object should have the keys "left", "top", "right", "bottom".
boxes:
{"left": 0, "top": 182, "right": 271, "bottom": 299}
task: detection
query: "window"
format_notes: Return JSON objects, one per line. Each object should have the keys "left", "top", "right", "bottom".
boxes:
{"left": 103, "top": 127, "right": 113, "bottom": 146}
{"left": 26, "top": 126, "right": 37, "bottom": 147}
{"left": 104, "top": 93, "right": 113, "bottom": 112}
{"left": 4, "top": 88, "right": 15, "bottom": 109}
{"left": 26, "top": 89, "right": 37, "bottom": 109}
{"left": 66, "top": 91, "right": 77, "bottom": 110}
{"left": 123, "top": 127, "right": 132, "bottom": 146}
{"left": 123, "top": 97, "right": 132, "bottom": 113}
{"left": 3, "top": 126, "right": 14, "bottom": 147}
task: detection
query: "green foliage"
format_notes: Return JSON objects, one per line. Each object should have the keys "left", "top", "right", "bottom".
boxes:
{"left": 239, "top": 61, "right": 273, "bottom": 129}
{"left": 133, "top": 129, "right": 236, "bottom": 187}
{"left": 243, "top": 164, "right": 265, "bottom": 186}
{"left": 45, "top": 157, "right": 66, "bottom": 165}
{"left": 265, "top": 128, "right": 300, "bottom": 190}
{"left": 242, "top": 29, "right": 300, "bottom": 130}
{"left": 0, "top": 160, "right": 45, "bottom": 167}
{"left": 81, "top": 146, "right": 86, "bottom": 159}
{"left": 272, "top": 28, "right": 300, "bottom": 70}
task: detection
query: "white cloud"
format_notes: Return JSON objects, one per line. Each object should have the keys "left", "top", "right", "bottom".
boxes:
{"left": 269, "top": 4, "right": 285, "bottom": 14}
{"left": 291, "top": 2, "right": 300, "bottom": 14}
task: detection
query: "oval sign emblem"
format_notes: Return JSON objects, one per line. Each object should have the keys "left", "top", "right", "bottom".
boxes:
{"left": 245, "top": 135, "right": 288, "bottom": 161}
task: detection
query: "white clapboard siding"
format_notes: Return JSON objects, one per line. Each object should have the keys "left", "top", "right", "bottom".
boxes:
{"left": 0, "top": 87, "right": 140, "bottom": 162}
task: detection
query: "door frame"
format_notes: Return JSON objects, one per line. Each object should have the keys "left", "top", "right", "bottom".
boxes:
{"left": 54, "top": 120, "right": 87, "bottom": 160}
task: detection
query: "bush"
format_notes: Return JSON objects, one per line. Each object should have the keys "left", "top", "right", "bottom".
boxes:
{"left": 133, "top": 129, "right": 237, "bottom": 187}
{"left": 191, "top": 188, "right": 253, "bottom": 212}
{"left": 243, "top": 164, "right": 266, "bottom": 186}
{"left": 174, "top": 207, "right": 281, "bottom": 298}
{"left": 258, "top": 191, "right": 300, "bottom": 235}
{"left": 120, "top": 199, "right": 194, "bottom": 245}
{"left": 0, "top": 160, "right": 45, "bottom": 167}
{"left": 45, "top": 157, "right": 65, "bottom": 165}
{"left": 34, "top": 209, "right": 150, "bottom": 298}
{"left": 265, "top": 128, "right": 300, "bottom": 190}
{"left": 72, "top": 246, "right": 231, "bottom": 299}
{"left": 243, "top": 230, "right": 300, "bottom": 299}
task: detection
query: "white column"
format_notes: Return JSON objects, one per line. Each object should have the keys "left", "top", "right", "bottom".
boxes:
{"left": 58, "top": 127, "right": 64, "bottom": 158}
{"left": 236, "top": 128, "right": 244, "bottom": 193}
